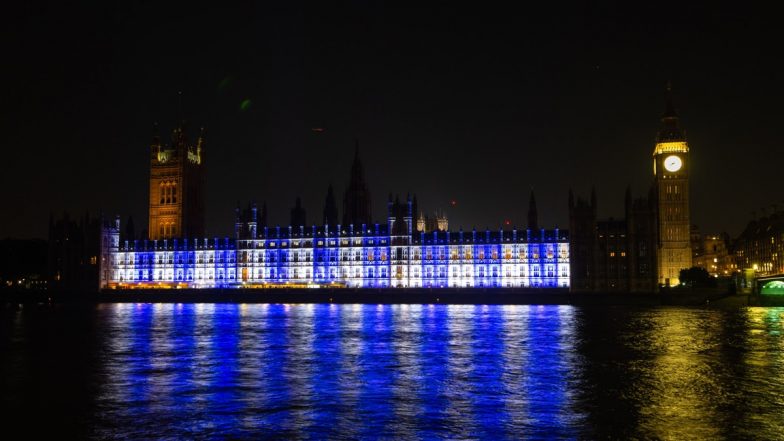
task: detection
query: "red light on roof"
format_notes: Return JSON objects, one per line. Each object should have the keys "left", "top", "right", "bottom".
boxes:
{"left": 311, "top": 128, "right": 325, "bottom": 132}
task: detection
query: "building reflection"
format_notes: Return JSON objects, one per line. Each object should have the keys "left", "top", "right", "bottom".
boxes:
{"left": 501, "top": 305, "right": 530, "bottom": 431}
{"left": 94, "top": 304, "right": 784, "bottom": 439}
{"left": 334, "top": 303, "right": 362, "bottom": 438}
{"left": 390, "top": 304, "right": 423, "bottom": 439}
{"left": 445, "top": 305, "right": 476, "bottom": 437}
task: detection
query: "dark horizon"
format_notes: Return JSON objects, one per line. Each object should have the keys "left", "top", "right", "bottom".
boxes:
{"left": 3, "top": 3, "right": 782, "bottom": 240}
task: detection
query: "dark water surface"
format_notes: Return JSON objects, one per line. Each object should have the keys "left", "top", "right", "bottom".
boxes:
{"left": 2, "top": 304, "right": 783, "bottom": 439}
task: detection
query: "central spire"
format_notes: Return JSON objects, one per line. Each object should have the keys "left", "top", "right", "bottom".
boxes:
{"left": 342, "top": 139, "right": 372, "bottom": 226}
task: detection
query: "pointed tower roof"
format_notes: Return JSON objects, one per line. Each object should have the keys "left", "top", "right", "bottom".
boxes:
{"left": 342, "top": 139, "right": 372, "bottom": 226}
{"left": 657, "top": 81, "right": 686, "bottom": 142}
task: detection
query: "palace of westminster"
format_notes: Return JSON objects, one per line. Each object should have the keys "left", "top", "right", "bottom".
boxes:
{"left": 91, "top": 85, "right": 703, "bottom": 291}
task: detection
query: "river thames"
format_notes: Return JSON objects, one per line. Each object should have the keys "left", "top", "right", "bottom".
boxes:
{"left": 2, "top": 303, "right": 783, "bottom": 439}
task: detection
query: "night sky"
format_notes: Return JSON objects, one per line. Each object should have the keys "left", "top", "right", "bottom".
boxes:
{"left": 2, "top": 2, "right": 781, "bottom": 239}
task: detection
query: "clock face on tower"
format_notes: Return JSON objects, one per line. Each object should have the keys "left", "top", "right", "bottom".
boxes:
{"left": 663, "top": 155, "right": 683, "bottom": 172}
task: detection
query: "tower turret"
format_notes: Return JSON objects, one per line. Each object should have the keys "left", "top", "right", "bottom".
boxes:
{"left": 322, "top": 184, "right": 338, "bottom": 226}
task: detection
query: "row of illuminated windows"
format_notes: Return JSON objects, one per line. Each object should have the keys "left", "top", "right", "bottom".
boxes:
{"left": 412, "top": 247, "right": 567, "bottom": 261}
{"left": 159, "top": 181, "right": 177, "bottom": 205}
{"left": 409, "top": 280, "right": 569, "bottom": 288}
{"left": 115, "top": 266, "right": 570, "bottom": 283}
{"left": 409, "top": 265, "right": 568, "bottom": 279}
{"left": 237, "top": 238, "right": 390, "bottom": 249}
{"left": 159, "top": 222, "right": 177, "bottom": 238}
{"left": 115, "top": 253, "right": 235, "bottom": 265}
{"left": 113, "top": 250, "right": 569, "bottom": 266}
{"left": 117, "top": 268, "right": 237, "bottom": 282}
{"left": 662, "top": 205, "right": 684, "bottom": 222}
{"left": 242, "top": 267, "right": 391, "bottom": 279}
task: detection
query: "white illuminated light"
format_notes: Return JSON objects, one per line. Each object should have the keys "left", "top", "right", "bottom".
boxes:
{"left": 663, "top": 155, "right": 682, "bottom": 172}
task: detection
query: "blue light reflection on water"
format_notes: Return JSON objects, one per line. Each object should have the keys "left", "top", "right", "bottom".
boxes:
{"left": 88, "top": 304, "right": 784, "bottom": 439}
{"left": 97, "top": 303, "right": 585, "bottom": 439}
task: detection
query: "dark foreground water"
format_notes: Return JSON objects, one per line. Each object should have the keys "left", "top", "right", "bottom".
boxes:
{"left": 2, "top": 304, "right": 783, "bottom": 439}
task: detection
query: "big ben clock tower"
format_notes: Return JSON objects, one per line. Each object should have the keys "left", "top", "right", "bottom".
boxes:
{"left": 653, "top": 83, "right": 692, "bottom": 286}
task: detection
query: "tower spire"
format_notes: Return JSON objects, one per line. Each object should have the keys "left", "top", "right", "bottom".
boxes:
{"left": 663, "top": 80, "right": 677, "bottom": 118}
{"left": 342, "top": 139, "right": 372, "bottom": 226}
{"left": 657, "top": 81, "right": 685, "bottom": 142}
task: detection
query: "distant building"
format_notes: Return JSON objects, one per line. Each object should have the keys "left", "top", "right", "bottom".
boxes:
{"left": 47, "top": 212, "right": 103, "bottom": 291}
{"left": 734, "top": 211, "right": 784, "bottom": 275}
{"left": 691, "top": 230, "right": 736, "bottom": 277}
{"left": 0, "top": 238, "right": 47, "bottom": 289}
{"left": 416, "top": 209, "right": 448, "bottom": 233}
{"left": 148, "top": 122, "right": 206, "bottom": 240}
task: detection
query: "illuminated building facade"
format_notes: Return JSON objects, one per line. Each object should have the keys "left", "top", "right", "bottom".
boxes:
{"left": 734, "top": 210, "right": 784, "bottom": 275}
{"left": 101, "top": 197, "right": 569, "bottom": 289}
{"left": 691, "top": 232, "right": 736, "bottom": 277}
{"left": 98, "top": 131, "right": 569, "bottom": 290}
{"left": 652, "top": 83, "right": 692, "bottom": 286}
{"left": 148, "top": 123, "right": 206, "bottom": 240}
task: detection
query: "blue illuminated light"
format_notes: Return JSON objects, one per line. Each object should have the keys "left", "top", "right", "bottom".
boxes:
{"left": 104, "top": 222, "right": 569, "bottom": 289}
